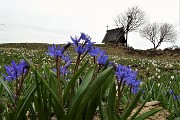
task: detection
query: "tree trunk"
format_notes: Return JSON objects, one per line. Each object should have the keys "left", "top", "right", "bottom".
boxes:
{"left": 155, "top": 41, "right": 162, "bottom": 50}
{"left": 125, "top": 32, "right": 128, "bottom": 47}
{"left": 153, "top": 43, "right": 156, "bottom": 50}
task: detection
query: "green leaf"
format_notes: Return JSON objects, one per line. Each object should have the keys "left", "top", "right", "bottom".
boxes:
{"left": 35, "top": 69, "right": 43, "bottom": 105}
{"left": 84, "top": 92, "right": 100, "bottom": 120}
{"left": 122, "top": 90, "right": 143, "bottom": 120}
{"left": 34, "top": 96, "right": 46, "bottom": 120}
{"left": 84, "top": 68, "right": 114, "bottom": 120}
{"left": 108, "top": 82, "right": 116, "bottom": 120}
{"left": 40, "top": 79, "right": 65, "bottom": 119}
{"left": 43, "top": 64, "right": 51, "bottom": 80}
{"left": 0, "top": 82, "right": 4, "bottom": 96}
{"left": 0, "top": 78, "right": 15, "bottom": 104}
{"left": 34, "top": 70, "right": 46, "bottom": 120}
{"left": 130, "top": 82, "right": 156, "bottom": 120}
{"left": 15, "top": 96, "right": 28, "bottom": 120}
{"left": 43, "top": 64, "right": 67, "bottom": 87}
{"left": 74, "top": 67, "right": 114, "bottom": 119}
{"left": 75, "top": 65, "right": 96, "bottom": 96}
{"left": 101, "top": 71, "right": 114, "bottom": 95}
{"left": 66, "top": 65, "right": 95, "bottom": 119}
{"left": 114, "top": 111, "right": 123, "bottom": 120}
{"left": 50, "top": 68, "right": 67, "bottom": 87}
{"left": 98, "top": 88, "right": 106, "bottom": 120}
{"left": 174, "top": 117, "right": 180, "bottom": 120}
{"left": 63, "top": 60, "right": 89, "bottom": 104}
{"left": 50, "top": 100, "right": 63, "bottom": 120}
{"left": 134, "top": 108, "right": 162, "bottom": 120}
{"left": 15, "top": 82, "right": 36, "bottom": 120}
{"left": 23, "top": 55, "right": 65, "bottom": 118}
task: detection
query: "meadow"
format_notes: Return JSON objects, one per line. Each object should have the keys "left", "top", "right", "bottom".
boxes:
{"left": 0, "top": 41, "right": 180, "bottom": 120}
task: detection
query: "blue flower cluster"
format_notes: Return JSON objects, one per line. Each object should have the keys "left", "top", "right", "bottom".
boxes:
{"left": 46, "top": 44, "right": 65, "bottom": 57}
{"left": 115, "top": 64, "right": 141, "bottom": 94}
{"left": 71, "top": 32, "right": 109, "bottom": 65}
{"left": 45, "top": 32, "right": 142, "bottom": 94}
{"left": 97, "top": 51, "right": 108, "bottom": 65}
{"left": 46, "top": 44, "right": 73, "bottom": 76}
{"left": 52, "top": 54, "right": 73, "bottom": 76}
{"left": 3, "top": 60, "right": 29, "bottom": 81}
{"left": 3, "top": 32, "right": 141, "bottom": 95}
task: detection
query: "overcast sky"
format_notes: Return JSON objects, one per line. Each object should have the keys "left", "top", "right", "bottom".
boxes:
{"left": 0, "top": 0, "right": 179, "bottom": 49}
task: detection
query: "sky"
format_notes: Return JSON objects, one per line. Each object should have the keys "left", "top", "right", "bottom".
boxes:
{"left": 0, "top": 0, "right": 179, "bottom": 50}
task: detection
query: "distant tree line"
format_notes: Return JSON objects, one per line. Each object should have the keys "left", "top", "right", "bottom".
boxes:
{"left": 114, "top": 6, "right": 177, "bottom": 50}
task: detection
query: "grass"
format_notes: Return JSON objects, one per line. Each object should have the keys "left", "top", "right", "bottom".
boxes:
{"left": 0, "top": 43, "right": 180, "bottom": 78}
{"left": 0, "top": 43, "right": 180, "bottom": 119}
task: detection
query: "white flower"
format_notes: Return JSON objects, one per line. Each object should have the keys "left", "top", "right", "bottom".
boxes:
{"left": 171, "top": 76, "right": 175, "bottom": 80}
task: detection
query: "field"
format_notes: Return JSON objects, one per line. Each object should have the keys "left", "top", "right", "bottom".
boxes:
{"left": 0, "top": 43, "right": 180, "bottom": 119}
{"left": 1, "top": 43, "right": 180, "bottom": 80}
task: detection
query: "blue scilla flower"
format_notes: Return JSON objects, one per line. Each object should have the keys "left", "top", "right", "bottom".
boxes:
{"left": 88, "top": 47, "right": 101, "bottom": 57}
{"left": 131, "top": 80, "right": 141, "bottom": 94}
{"left": 53, "top": 64, "right": 71, "bottom": 76}
{"left": 3, "top": 60, "right": 29, "bottom": 81}
{"left": 79, "top": 32, "right": 91, "bottom": 43}
{"left": 115, "top": 64, "right": 141, "bottom": 94}
{"left": 85, "top": 41, "right": 96, "bottom": 51}
{"left": 71, "top": 33, "right": 96, "bottom": 56}
{"left": 75, "top": 45, "right": 86, "bottom": 54}
{"left": 53, "top": 54, "right": 73, "bottom": 76}
{"left": 97, "top": 50, "right": 108, "bottom": 65}
{"left": 169, "top": 89, "right": 180, "bottom": 100}
{"left": 132, "top": 84, "right": 140, "bottom": 94}
{"left": 46, "top": 44, "right": 64, "bottom": 57}
{"left": 71, "top": 36, "right": 81, "bottom": 46}
{"left": 52, "top": 67, "right": 68, "bottom": 76}
{"left": 125, "top": 71, "right": 138, "bottom": 85}
{"left": 60, "top": 66, "right": 69, "bottom": 76}
{"left": 116, "top": 64, "right": 138, "bottom": 83}
{"left": 63, "top": 55, "right": 73, "bottom": 68}
{"left": 62, "top": 54, "right": 71, "bottom": 63}
{"left": 115, "top": 65, "right": 131, "bottom": 81}
{"left": 70, "top": 33, "right": 90, "bottom": 46}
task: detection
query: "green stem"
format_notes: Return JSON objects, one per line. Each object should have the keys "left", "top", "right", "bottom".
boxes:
{"left": 92, "top": 65, "right": 102, "bottom": 81}
{"left": 93, "top": 56, "right": 96, "bottom": 64}
{"left": 74, "top": 54, "right": 81, "bottom": 74}
{"left": 116, "top": 80, "right": 125, "bottom": 115}
{"left": 99, "top": 88, "right": 105, "bottom": 120}
{"left": 124, "top": 85, "right": 132, "bottom": 110}
{"left": 18, "top": 68, "right": 29, "bottom": 99}
{"left": 79, "top": 51, "right": 88, "bottom": 62}
{"left": 116, "top": 79, "right": 121, "bottom": 114}
{"left": 56, "top": 56, "right": 63, "bottom": 105}
{"left": 15, "top": 71, "right": 19, "bottom": 108}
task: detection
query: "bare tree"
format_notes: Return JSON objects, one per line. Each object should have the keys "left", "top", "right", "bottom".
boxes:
{"left": 140, "top": 22, "right": 177, "bottom": 49}
{"left": 114, "top": 6, "right": 147, "bottom": 47}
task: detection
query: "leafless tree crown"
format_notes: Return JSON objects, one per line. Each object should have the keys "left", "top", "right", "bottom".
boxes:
{"left": 140, "top": 22, "right": 177, "bottom": 49}
{"left": 114, "top": 6, "right": 146, "bottom": 33}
